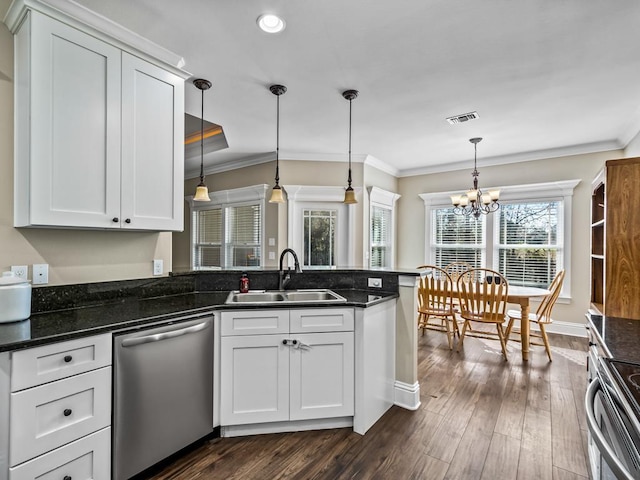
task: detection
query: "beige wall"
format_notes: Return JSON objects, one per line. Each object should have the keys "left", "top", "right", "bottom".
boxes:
{"left": 397, "top": 151, "right": 621, "bottom": 327}
{"left": 0, "top": 22, "right": 173, "bottom": 286}
{"left": 625, "top": 130, "right": 640, "bottom": 158}
{"left": 174, "top": 160, "right": 367, "bottom": 269}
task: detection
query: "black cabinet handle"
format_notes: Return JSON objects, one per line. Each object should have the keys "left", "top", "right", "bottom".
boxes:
{"left": 63, "top": 409, "right": 72, "bottom": 417}
{"left": 125, "top": 218, "right": 131, "bottom": 224}
{"left": 64, "top": 476, "right": 72, "bottom": 480}
{"left": 292, "top": 340, "right": 297, "bottom": 345}
{"left": 589, "top": 341, "right": 596, "bottom": 347}
{"left": 112, "top": 217, "right": 119, "bottom": 223}
{"left": 63, "top": 355, "right": 72, "bottom": 363}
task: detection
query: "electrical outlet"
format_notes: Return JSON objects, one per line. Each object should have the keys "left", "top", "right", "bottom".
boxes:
{"left": 11, "top": 265, "right": 28, "bottom": 279}
{"left": 153, "top": 259, "right": 163, "bottom": 276}
{"left": 33, "top": 264, "right": 49, "bottom": 285}
{"left": 368, "top": 277, "right": 382, "bottom": 288}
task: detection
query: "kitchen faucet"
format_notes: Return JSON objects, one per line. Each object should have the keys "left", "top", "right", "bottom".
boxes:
{"left": 279, "top": 248, "right": 302, "bottom": 290}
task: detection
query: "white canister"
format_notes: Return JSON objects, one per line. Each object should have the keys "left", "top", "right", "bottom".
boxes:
{"left": 0, "top": 271, "right": 32, "bottom": 323}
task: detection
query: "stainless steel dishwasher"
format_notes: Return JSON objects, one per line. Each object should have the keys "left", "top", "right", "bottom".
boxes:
{"left": 113, "top": 314, "right": 214, "bottom": 480}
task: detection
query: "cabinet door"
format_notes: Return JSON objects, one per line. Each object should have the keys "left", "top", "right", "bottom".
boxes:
{"left": 23, "top": 12, "right": 122, "bottom": 228}
{"left": 121, "top": 52, "right": 185, "bottom": 231}
{"left": 289, "top": 332, "right": 354, "bottom": 421}
{"left": 220, "top": 335, "right": 289, "bottom": 426}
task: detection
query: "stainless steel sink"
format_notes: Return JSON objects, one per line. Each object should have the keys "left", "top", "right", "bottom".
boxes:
{"left": 225, "top": 289, "right": 346, "bottom": 305}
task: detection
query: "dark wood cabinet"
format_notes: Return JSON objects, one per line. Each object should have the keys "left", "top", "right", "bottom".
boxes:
{"left": 591, "top": 157, "right": 640, "bottom": 318}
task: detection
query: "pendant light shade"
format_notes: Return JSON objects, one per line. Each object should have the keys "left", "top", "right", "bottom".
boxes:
{"left": 269, "top": 84, "right": 287, "bottom": 203}
{"left": 342, "top": 89, "right": 359, "bottom": 204}
{"left": 193, "top": 78, "right": 212, "bottom": 202}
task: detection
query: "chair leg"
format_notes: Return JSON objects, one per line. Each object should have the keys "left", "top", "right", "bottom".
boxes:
{"left": 539, "top": 323, "right": 553, "bottom": 362}
{"left": 456, "top": 320, "right": 469, "bottom": 352}
{"left": 444, "top": 316, "right": 453, "bottom": 350}
{"left": 496, "top": 323, "right": 509, "bottom": 361}
{"left": 505, "top": 316, "right": 515, "bottom": 338}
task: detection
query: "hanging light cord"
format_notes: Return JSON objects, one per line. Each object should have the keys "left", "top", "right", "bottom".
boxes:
{"left": 347, "top": 96, "right": 353, "bottom": 189}
{"left": 275, "top": 92, "right": 280, "bottom": 187}
{"left": 472, "top": 140, "right": 479, "bottom": 191}
{"left": 199, "top": 86, "right": 205, "bottom": 184}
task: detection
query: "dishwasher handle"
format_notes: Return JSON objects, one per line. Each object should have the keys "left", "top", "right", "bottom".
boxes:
{"left": 585, "top": 377, "right": 635, "bottom": 480}
{"left": 121, "top": 320, "right": 210, "bottom": 348}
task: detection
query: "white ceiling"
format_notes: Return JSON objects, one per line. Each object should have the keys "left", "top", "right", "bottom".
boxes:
{"left": 11, "top": 0, "right": 640, "bottom": 177}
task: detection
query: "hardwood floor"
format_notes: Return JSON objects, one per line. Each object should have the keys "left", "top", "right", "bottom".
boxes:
{"left": 145, "top": 329, "right": 590, "bottom": 480}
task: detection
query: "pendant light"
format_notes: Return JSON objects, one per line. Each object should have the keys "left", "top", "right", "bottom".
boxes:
{"left": 450, "top": 137, "right": 500, "bottom": 218}
{"left": 193, "top": 78, "right": 212, "bottom": 202}
{"left": 269, "top": 84, "right": 287, "bottom": 203}
{"left": 342, "top": 89, "right": 359, "bottom": 204}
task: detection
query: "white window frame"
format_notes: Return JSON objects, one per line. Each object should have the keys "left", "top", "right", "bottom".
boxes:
{"left": 368, "top": 186, "right": 401, "bottom": 268}
{"left": 188, "top": 184, "right": 268, "bottom": 270}
{"left": 284, "top": 185, "right": 360, "bottom": 269}
{"left": 420, "top": 179, "right": 580, "bottom": 300}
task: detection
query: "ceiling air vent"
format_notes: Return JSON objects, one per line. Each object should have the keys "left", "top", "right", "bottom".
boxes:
{"left": 446, "top": 111, "right": 479, "bottom": 124}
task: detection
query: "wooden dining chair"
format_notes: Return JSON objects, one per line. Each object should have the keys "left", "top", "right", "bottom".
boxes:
{"left": 416, "top": 266, "right": 458, "bottom": 350}
{"left": 456, "top": 268, "right": 510, "bottom": 360}
{"left": 505, "top": 270, "right": 566, "bottom": 361}
{"left": 444, "top": 261, "right": 473, "bottom": 281}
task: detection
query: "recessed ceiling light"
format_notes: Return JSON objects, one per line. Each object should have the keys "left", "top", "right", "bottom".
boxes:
{"left": 257, "top": 14, "right": 286, "bottom": 34}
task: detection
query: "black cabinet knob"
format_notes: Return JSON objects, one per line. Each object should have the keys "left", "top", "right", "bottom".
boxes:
{"left": 63, "top": 409, "right": 72, "bottom": 417}
{"left": 588, "top": 341, "right": 596, "bottom": 347}
{"left": 282, "top": 339, "right": 287, "bottom": 345}
{"left": 292, "top": 340, "right": 297, "bottom": 345}
{"left": 63, "top": 355, "right": 72, "bottom": 363}
{"left": 64, "top": 476, "right": 72, "bottom": 480}
{"left": 112, "top": 217, "right": 119, "bottom": 223}
{"left": 125, "top": 218, "right": 131, "bottom": 224}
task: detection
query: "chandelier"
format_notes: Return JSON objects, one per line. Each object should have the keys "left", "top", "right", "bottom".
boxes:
{"left": 450, "top": 137, "right": 500, "bottom": 218}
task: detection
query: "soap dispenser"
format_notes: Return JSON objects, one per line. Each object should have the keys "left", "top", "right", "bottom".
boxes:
{"left": 239, "top": 273, "right": 249, "bottom": 293}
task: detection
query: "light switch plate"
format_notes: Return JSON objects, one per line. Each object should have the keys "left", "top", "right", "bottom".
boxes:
{"left": 268, "top": 251, "right": 275, "bottom": 260}
{"left": 33, "top": 264, "right": 48, "bottom": 285}
{"left": 368, "top": 277, "right": 382, "bottom": 288}
{"left": 153, "top": 259, "right": 163, "bottom": 276}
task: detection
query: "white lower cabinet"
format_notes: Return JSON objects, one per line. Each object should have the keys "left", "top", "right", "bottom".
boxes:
{"left": 2, "top": 334, "right": 112, "bottom": 479}
{"left": 220, "top": 308, "right": 355, "bottom": 428}
{"left": 9, "top": 427, "right": 110, "bottom": 480}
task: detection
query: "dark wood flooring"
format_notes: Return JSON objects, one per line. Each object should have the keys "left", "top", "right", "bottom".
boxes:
{"left": 145, "top": 329, "right": 590, "bottom": 480}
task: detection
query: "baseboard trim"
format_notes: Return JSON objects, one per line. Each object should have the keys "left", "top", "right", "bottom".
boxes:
{"left": 508, "top": 319, "right": 587, "bottom": 338}
{"left": 394, "top": 380, "right": 421, "bottom": 410}
{"left": 220, "top": 417, "right": 353, "bottom": 438}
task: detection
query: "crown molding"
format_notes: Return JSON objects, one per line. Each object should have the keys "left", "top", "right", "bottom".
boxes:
{"left": 363, "top": 155, "right": 399, "bottom": 177}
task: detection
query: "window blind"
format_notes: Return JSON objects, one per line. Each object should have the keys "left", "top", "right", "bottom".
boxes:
{"left": 431, "top": 208, "right": 484, "bottom": 268}
{"left": 226, "top": 204, "right": 261, "bottom": 267}
{"left": 194, "top": 208, "right": 222, "bottom": 268}
{"left": 371, "top": 205, "right": 392, "bottom": 268}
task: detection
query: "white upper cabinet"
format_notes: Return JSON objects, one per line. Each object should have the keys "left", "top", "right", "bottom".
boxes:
{"left": 8, "top": 1, "right": 189, "bottom": 231}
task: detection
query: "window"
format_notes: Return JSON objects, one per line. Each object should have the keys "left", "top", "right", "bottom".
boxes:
{"left": 284, "top": 185, "right": 358, "bottom": 269}
{"left": 496, "top": 201, "right": 561, "bottom": 288}
{"left": 368, "top": 187, "right": 400, "bottom": 268}
{"left": 303, "top": 209, "right": 336, "bottom": 267}
{"left": 431, "top": 209, "right": 484, "bottom": 268}
{"left": 190, "top": 185, "right": 267, "bottom": 269}
{"left": 420, "top": 180, "right": 579, "bottom": 298}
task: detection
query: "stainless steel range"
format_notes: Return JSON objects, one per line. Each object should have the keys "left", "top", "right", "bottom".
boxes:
{"left": 586, "top": 314, "right": 640, "bottom": 480}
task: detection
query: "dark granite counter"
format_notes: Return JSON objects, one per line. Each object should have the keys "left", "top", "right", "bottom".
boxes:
{"left": 0, "top": 289, "right": 397, "bottom": 353}
{"left": 587, "top": 313, "right": 640, "bottom": 364}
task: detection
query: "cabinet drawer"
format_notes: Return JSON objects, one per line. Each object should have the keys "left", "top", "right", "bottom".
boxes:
{"left": 290, "top": 308, "right": 354, "bottom": 333}
{"left": 11, "top": 333, "right": 112, "bottom": 391}
{"left": 9, "top": 427, "right": 110, "bottom": 480}
{"left": 221, "top": 310, "right": 289, "bottom": 336}
{"left": 10, "top": 367, "right": 111, "bottom": 466}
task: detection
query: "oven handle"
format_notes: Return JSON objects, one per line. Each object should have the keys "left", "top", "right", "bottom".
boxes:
{"left": 585, "top": 377, "right": 635, "bottom": 480}
{"left": 121, "top": 321, "right": 210, "bottom": 348}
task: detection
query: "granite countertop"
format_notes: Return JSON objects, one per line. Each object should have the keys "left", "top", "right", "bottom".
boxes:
{"left": 0, "top": 289, "right": 397, "bottom": 353}
{"left": 587, "top": 313, "right": 640, "bottom": 364}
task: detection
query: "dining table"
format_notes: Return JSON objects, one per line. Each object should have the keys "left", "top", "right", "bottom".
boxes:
{"left": 429, "top": 281, "right": 550, "bottom": 361}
